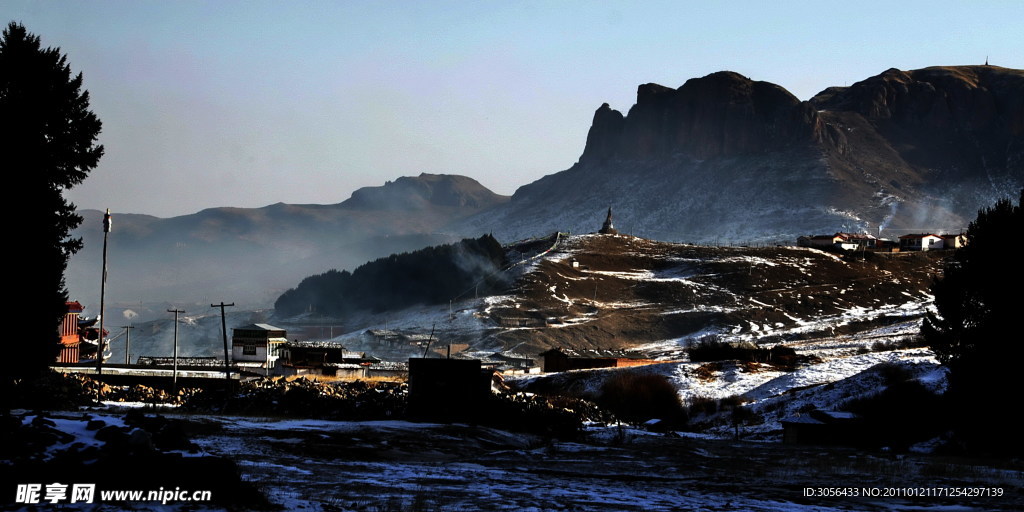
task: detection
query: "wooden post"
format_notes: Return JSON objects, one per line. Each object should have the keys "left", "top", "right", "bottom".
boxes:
{"left": 211, "top": 302, "right": 235, "bottom": 385}
{"left": 167, "top": 308, "right": 184, "bottom": 394}
{"left": 96, "top": 209, "right": 111, "bottom": 374}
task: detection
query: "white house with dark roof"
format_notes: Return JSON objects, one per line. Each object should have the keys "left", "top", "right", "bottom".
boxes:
{"left": 231, "top": 323, "right": 287, "bottom": 374}
{"left": 898, "top": 234, "right": 945, "bottom": 251}
{"left": 798, "top": 232, "right": 876, "bottom": 250}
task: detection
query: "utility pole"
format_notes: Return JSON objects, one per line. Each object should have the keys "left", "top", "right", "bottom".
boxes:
{"left": 167, "top": 308, "right": 184, "bottom": 394}
{"left": 120, "top": 324, "right": 134, "bottom": 364}
{"left": 97, "top": 209, "right": 111, "bottom": 374}
{"left": 211, "top": 302, "right": 234, "bottom": 385}
{"left": 421, "top": 323, "right": 436, "bottom": 358}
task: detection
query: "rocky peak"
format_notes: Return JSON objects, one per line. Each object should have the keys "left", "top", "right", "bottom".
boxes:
{"left": 577, "top": 71, "right": 816, "bottom": 163}
{"left": 811, "top": 65, "right": 1024, "bottom": 173}
{"left": 579, "top": 103, "right": 626, "bottom": 165}
{"left": 812, "top": 65, "right": 1022, "bottom": 124}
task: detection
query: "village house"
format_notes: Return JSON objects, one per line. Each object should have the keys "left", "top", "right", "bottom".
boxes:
{"left": 362, "top": 329, "right": 441, "bottom": 349}
{"left": 898, "top": 233, "right": 945, "bottom": 251}
{"left": 277, "top": 340, "right": 410, "bottom": 379}
{"left": 56, "top": 301, "right": 83, "bottom": 364}
{"left": 782, "top": 409, "right": 862, "bottom": 445}
{"left": 797, "top": 232, "right": 877, "bottom": 251}
{"left": 480, "top": 352, "right": 541, "bottom": 374}
{"left": 278, "top": 340, "right": 349, "bottom": 376}
{"left": 231, "top": 323, "right": 287, "bottom": 374}
{"left": 137, "top": 356, "right": 223, "bottom": 368}
{"left": 365, "top": 328, "right": 403, "bottom": 346}
{"left": 836, "top": 232, "right": 877, "bottom": 250}
{"left": 279, "top": 340, "right": 376, "bottom": 378}
{"left": 941, "top": 233, "right": 967, "bottom": 249}
{"left": 875, "top": 239, "right": 901, "bottom": 252}
{"left": 797, "top": 235, "right": 837, "bottom": 248}
{"left": 539, "top": 348, "right": 661, "bottom": 373}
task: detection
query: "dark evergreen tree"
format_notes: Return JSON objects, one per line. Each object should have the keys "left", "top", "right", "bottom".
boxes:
{"left": 922, "top": 190, "right": 1023, "bottom": 453}
{"left": 274, "top": 235, "right": 507, "bottom": 317}
{"left": 1, "top": 23, "right": 103, "bottom": 391}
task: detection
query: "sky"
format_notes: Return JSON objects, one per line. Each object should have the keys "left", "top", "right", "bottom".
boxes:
{"left": 7, "top": 1, "right": 1023, "bottom": 218}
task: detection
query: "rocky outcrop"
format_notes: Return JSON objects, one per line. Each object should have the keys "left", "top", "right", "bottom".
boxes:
{"left": 458, "top": 65, "right": 1024, "bottom": 243}
{"left": 580, "top": 71, "right": 817, "bottom": 163}
{"left": 811, "top": 65, "right": 1024, "bottom": 180}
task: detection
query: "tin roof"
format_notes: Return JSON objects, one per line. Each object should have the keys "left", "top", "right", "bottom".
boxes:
{"left": 235, "top": 323, "right": 286, "bottom": 331}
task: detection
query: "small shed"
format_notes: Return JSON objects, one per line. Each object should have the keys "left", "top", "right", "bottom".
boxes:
{"left": 407, "top": 358, "right": 490, "bottom": 419}
{"left": 782, "top": 409, "right": 862, "bottom": 445}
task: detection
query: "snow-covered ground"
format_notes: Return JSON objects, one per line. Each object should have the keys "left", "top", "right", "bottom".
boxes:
{"left": 11, "top": 399, "right": 1023, "bottom": 512}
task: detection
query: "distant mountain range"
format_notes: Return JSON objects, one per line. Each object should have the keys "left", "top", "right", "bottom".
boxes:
{"left": 67, "top": 174, "right": 508, "bottom": 316}
{"left": 457, "top": 65, "right": 1023, "bottom": 242}
{"left": 68, "top": 65, "right": 1023, "bottom": 312}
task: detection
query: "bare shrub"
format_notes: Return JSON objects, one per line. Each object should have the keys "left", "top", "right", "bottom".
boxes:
{"left": 597, "top": 372, "right": 686, "bottom": 425}
{"left": 687, "top": 395, "right": 718, "bottom": 416}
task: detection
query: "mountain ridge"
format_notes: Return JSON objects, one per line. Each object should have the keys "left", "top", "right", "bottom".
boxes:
{"left": 454, "top": 64, "right": 1023, "bottom": 243}
{"left": 67, "top": 174, "right": 509, "bottom": 314}
{"left": 68, "top": 64, "right": 1023, "bottom": 313}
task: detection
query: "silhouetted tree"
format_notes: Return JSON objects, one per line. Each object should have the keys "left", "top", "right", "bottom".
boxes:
{"left": 922, "top": 190, "right": 1023, "bottom": 453}
{"left": 274, "top": 235, "right": 506, "bottom": 317}
{"left": 1, "top": 22, "right": 103, "bottom": 396}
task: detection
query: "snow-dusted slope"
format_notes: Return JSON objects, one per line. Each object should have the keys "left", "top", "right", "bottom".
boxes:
{"left": 300, "top": 233, "right": 943, "bottom": 368}
{"left": 482, "top": 234, "right": 941, "bottom": 357}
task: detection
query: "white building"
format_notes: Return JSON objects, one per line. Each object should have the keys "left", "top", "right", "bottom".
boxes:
{"left": 231, "top": 323, "right": 287, "bottom": 374}
{"left": 899, "top": 234, "right": 944, "bottom": 251}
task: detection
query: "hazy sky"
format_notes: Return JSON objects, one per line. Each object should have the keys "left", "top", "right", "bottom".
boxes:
{"left": 8, "top": 1, "right": 1023, "bottom": 218}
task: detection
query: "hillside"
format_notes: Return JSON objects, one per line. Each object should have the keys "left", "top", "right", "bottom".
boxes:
{"left": 101, "top": 231, "right": 953, "bottom": 448}
{"left": 288, "top": 231, "right": 949, "bottom": 445}
{"left": 485, "top": 234, "right": 941, "bottom": 356}
{"left": 316, "top": 233, "right": 943, "bottom": 362}
{"left": 455, "top": 65, "right": 1023, "bottom": 242}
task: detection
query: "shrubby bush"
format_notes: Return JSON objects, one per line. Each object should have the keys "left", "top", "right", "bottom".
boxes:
{"left": 686, "top": 335, "right": 798, "bottom": 367}
{"left": 597, "top": 372, "right": 687, "bottom": 425}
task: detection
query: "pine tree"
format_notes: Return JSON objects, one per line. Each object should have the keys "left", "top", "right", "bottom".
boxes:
{"left": 1, "top": 22, "right": 103, "bottom": 390}
{"left": 922, "top": 189, "right": 1023, "bottom": 453}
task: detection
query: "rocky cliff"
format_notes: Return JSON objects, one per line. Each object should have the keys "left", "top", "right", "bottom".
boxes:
{"left": 457, "top": 65, "right": 1023, "bottom": 243}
